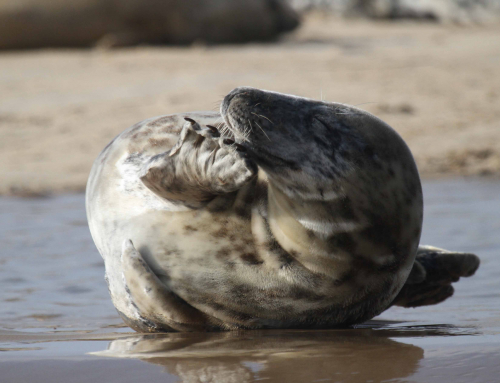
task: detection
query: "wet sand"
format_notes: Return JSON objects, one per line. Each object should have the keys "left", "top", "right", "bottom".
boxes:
{"left": 1, "top": 15, "right": 500, "bottom": 196}
{"left": 1, "top": 179, "right": 499, "bottom": 382}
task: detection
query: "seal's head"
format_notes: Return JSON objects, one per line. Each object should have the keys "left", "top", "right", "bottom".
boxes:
{"left": 222, "top": 87, "right": 417, "bottom": 196}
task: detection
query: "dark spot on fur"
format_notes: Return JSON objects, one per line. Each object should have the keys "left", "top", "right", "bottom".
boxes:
{"left": 215, "top": 247, "right": 231, "bottom": 259}
{"left": 240, "top": 253, "right": 264, "bottom": 265}
{"left": 184, "top": 225, "right": 198, "bottom": 233}
{"left": 333, "top": 270, "right": 356, "bottom": 287}
{"left": 234, "top": 206, "right": 250, "bottom": 219}
{"left": 212, "top": 227, "right": 229, "bottom": 238}
{"left": 288, "top": 286, "right": 325, "bottom": 302}
{"left": 124, "top": 121, "right": 146, "bottom": 136}
{"left": 278, "top": 251, "right": 294, "bottom": 269}
{"left": 163, "top": 246, "right": 184, "bottom": 257}
{"left": 306, "top": 229, "right": 315, "bottom": 239}
{"left": 149, "top": 115, "right": 176, "bottom": 128}
{"left": 232, "top": 284, "right": 253, "bottom": 297}
{"left": 147, "top": 137, "right": 171, "bottom": 148}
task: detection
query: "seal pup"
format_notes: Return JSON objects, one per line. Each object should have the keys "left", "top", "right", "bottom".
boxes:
{"left": 86, "top": 87, "right": 480, "bottom": 332}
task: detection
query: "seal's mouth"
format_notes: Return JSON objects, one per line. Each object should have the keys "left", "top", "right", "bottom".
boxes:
{"left": 220, "top": 89, "right": 259, "bottom": 145}
{"left": 220, "top": 105, "right": 251, "bottom": 145}
{"left": 216, "top": 121, "right": 236, "bottom": 141}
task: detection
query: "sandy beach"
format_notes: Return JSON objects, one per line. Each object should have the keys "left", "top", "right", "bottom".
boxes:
{"left": 1, "top": 14, "right": 499, "bottom": 196}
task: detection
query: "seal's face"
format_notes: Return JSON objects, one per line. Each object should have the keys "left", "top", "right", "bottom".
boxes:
{"left": 223, "top": 87, "right": 347, "bottom": 170}
{"left": 221, "top": 87, "right": 374, "bottom": 191}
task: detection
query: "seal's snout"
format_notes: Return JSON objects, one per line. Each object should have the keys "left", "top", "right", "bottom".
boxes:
{"left": 221, "top": 87, "right": 276, "bottom": 143}
{"left": 221, "top": 87, "right": 260, "bottom": 117}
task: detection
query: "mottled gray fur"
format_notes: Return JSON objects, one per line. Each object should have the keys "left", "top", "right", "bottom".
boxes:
{"left": 86, "top": 87, "right": 479, "bottom": 332}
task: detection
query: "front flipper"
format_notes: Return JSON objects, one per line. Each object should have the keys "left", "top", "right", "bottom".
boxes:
{"left": 140, "top": 118, "right": 257, "bottom": 209}
{"left": 392, "top": 246, "right": 480, "bottom": 308}
{"left": 121, "top": 239, "right": 220, "bottom": 332}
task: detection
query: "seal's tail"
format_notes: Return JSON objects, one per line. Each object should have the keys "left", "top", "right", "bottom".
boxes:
{"left": 391, "top": 245, "right": 480, "bottom": 308}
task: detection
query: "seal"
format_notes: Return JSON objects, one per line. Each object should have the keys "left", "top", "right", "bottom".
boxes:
{"left": 86, "top": 87, "right": 480, "bottom": 332}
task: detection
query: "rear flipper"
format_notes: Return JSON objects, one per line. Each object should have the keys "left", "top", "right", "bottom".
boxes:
{"left": 392, "top": 245, "right": 480, "bottom": 308}
{"left": 121, "top": 239, "right": 222, "bottom": 332}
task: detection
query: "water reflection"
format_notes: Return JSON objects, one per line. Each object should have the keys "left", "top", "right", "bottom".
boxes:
{"left": 94, "top": 327, "right": 429, "bottom": 383}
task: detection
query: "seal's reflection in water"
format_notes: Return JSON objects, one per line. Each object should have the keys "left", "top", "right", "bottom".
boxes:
{"left": 91, "top": 323, "right": 464, "bottom": 383}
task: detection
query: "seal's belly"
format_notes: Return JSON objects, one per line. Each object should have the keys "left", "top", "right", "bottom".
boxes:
{"left": 120, "top": 206, "right": 387, "bottom": 327}
{"left": 125, "top": 209, "right": 295, "bottom": 322}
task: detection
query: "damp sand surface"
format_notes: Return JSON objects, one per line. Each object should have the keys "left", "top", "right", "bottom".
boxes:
{"left": 0, "top": 178, "right": 499, "bottom": 382}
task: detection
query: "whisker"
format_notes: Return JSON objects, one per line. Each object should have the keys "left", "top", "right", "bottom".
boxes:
{"left": 251, "top": 112, "right": 274, "bottom": 125}
{"left": 253, "top": 120, "right": 271, "bottom": 142}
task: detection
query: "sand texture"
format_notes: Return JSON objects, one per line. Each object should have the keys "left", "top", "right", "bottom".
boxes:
{"left": 1, "top": 15, "right": 499, "bottom": 196}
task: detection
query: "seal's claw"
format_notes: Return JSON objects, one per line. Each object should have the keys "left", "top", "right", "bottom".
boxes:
{"left": 183, "top": 117, "right": 202, "bottom": 132}
{"left": 170, "top": 119, "right": 203, "bottom": 156}
{"left": 206, "top": 125, "right": 220, "bottom": 138}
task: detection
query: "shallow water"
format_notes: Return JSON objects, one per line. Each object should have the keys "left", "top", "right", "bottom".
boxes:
{"left": 0, "top": 178, "right": 499, "bottom": 382}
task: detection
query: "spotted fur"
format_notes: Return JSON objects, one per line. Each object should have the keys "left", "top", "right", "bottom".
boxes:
{"left": 86, "top": 88, "right": 479, "bottom": 332}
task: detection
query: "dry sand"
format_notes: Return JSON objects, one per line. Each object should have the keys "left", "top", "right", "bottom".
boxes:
{"left": 1, "top": 14, "right": 499, "bottom": 196}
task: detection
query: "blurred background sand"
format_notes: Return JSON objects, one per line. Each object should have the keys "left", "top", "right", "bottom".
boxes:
{"left": 0, "top": 1, "right": 499, "bottom": 198}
